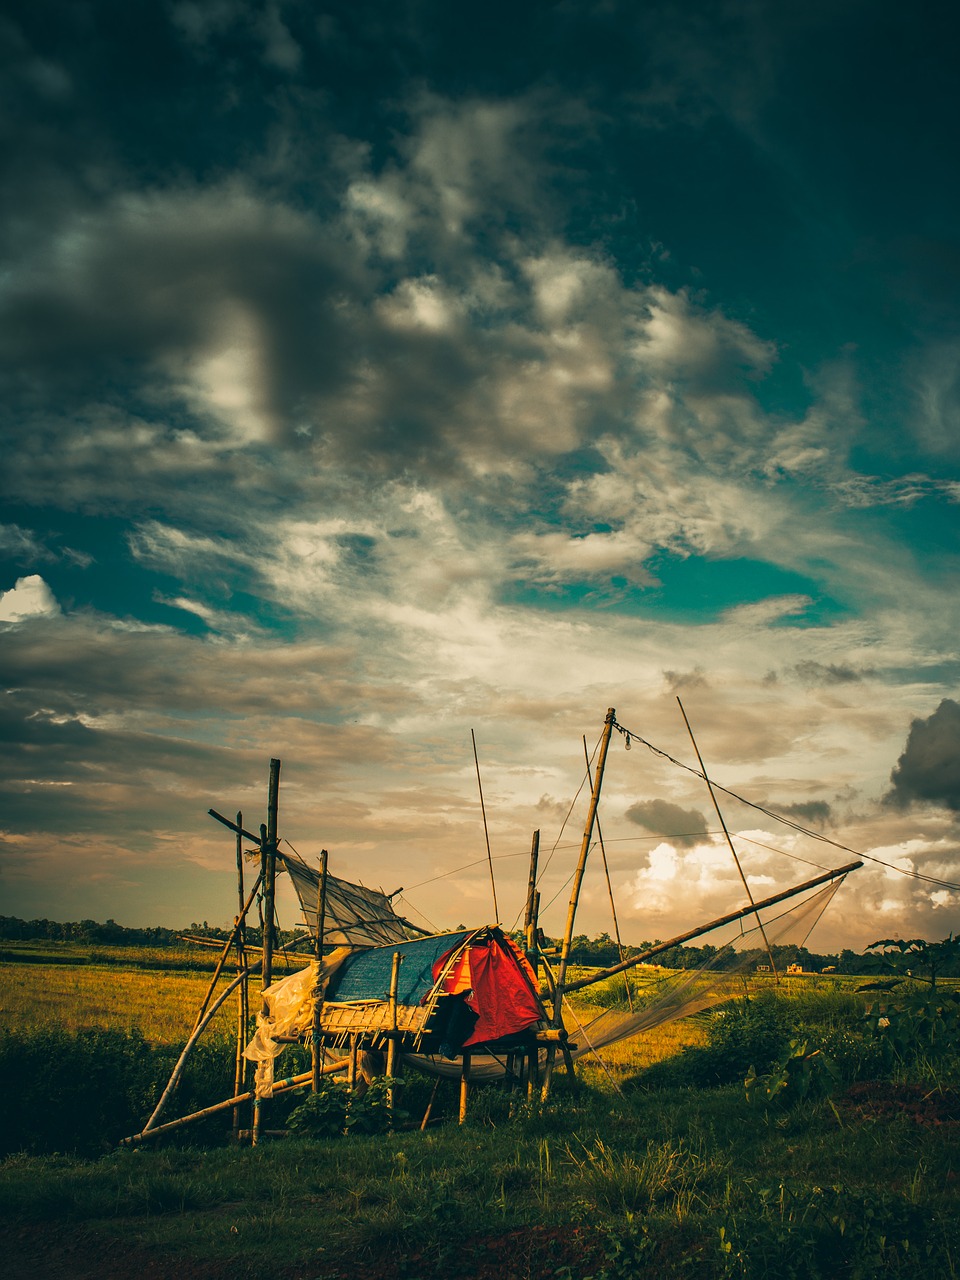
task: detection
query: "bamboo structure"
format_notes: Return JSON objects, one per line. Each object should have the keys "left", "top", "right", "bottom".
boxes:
{"left": 123, "top": 709, "right": 864, "bottom": 1149}
{"left": 553, "top": 707, "right": 616, "bottom": 1023}
{"left": 561, "top": 860, "right": 863, "bottom": 995}
{"left": 311, "top": 849, "right": 328, "bottom": 1092}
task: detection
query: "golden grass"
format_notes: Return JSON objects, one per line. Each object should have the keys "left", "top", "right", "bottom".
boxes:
{"left": 0, "top": 962, "right": 245, "bottom": 1043}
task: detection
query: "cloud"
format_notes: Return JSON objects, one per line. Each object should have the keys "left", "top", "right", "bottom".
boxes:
{"left": 0, "top": 574, "right": 59, "bottom": 623}
{"left": 886, "top": 700, "right": 960, "bottom": 814}
{"left": 624, "top": 798, "right": 709, "bottom": 847}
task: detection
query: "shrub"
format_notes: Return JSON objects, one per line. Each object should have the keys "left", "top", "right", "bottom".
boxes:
{"left": 642, "top": 995, "right": 791, "bottom": 1089}
{"left": 0, "top": 1026, "right": 242, "bottom": 1156}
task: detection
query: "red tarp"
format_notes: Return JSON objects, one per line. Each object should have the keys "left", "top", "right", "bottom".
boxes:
{"left": 432, "top": 935, "right": 543, "bottom": 1046}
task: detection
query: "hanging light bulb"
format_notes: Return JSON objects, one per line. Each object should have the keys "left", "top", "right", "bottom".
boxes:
{"left": 625, "top": 733, "right": 632, "bottom": 750}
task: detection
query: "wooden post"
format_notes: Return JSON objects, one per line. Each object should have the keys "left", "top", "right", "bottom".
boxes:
{"left": 261, "top": 758, "right": 281, "bottom": 991}
{"left": 525, "top": 1048, "right": 539, "bottom": 1104}
{"left": 419, "top": 1075, "right": 441, "bottom": 1130}
{"left": 553, "top": 708, "right": 616, "bottom": 1024}
{"left": 540, "top": 1046, "right": 556, "bottom": 1105}
{"left": 524, "top": 829, "right": 540, "bottom": 973}
{"left": 234, "top": 811, "right": 247, "bottom": 1141}
{"left": 459, "top": 1052, "right": 471, "bottom": 1124}
{"left": 254, "top": 757, "right": 281, "bottom": 1147}
{"left": 583, "top": 738, "right": 633, "bottom": 1013}
{"left": 386, "top": 950, "right": 402, "bottom": 1118}
{"left": 311, "top": 850, "right": 329, "bottom": 1092}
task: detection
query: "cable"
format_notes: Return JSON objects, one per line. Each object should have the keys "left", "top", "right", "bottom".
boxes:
{"left": 611, "top": 717, "right": 960, "bottom": 894}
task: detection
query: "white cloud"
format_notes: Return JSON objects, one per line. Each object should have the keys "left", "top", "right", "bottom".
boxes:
{"left": 0, "top": 574, "right": 60, "bottom": 623}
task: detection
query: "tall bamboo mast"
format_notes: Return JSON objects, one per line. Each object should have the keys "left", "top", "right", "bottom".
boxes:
{"left": 261, "top": 758, "right": 281, "bottom": 990}
{"left": 233, "top": 810, "right": 247, "bottom": 1140}
{"left": 311, "top": 849, "right": 328, "bottom": 1092}
{"left": 676, "top": 698, "right": 779, "bottom": 980}
{"left": 553, "top": 707, "right": 616, "bottom": 1023}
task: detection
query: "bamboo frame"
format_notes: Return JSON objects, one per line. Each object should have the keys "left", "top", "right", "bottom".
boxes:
{"left": 561, "top": 860, "right": 863, "bottom": 995}
{"left": 121, "top": 1057, "right": 350, "bottom": 1146}
{"left": 553, "top": 708, "right": 616, "bottom": 1023}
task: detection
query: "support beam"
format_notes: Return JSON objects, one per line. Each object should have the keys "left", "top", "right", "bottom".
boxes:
{"left": 561, "top": 861, "right": 863, "bottom": 995}
{"left": 553, "top": 708, "right": 616, "bottom": 1023}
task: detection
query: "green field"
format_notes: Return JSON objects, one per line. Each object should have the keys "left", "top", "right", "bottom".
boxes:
{"left": 1, "top": 943, "right": 959, "bottom": 1279}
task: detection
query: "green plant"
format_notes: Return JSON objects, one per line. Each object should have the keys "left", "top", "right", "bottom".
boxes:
{"left": 744, "top": 1040, "right": 837, "bottom": 1108}
{"left": 286, "top": 1081, "right": 350, "bottom": 1138}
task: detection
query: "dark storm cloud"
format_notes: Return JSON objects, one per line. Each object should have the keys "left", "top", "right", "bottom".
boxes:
{"left": 775, "top": 800, "right": 833, "bottom": 828}
{"left": 793, "top": 661, "right": 870, "bottom": 686}
{"left": 886, "top": 699, "right": 960, "bottom": 813}
{"left": 625, "top": 797, "right": 709, "bottom": 847}
{"left": 0, "top": 188, "right": 364, "bottom": 438}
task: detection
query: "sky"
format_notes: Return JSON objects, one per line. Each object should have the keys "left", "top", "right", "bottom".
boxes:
{"left": 2, "top": 0, "right": 960, "bottom": 953}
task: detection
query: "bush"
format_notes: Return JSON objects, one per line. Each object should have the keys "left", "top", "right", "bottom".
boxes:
{"left": 0, "top": 1026, "right": 243, "bottom": 1156}
{"left": 642, "top": 995, "right": 791, "bottom": 1089}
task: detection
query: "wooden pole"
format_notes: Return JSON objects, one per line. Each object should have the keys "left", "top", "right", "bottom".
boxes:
{"left": 386, "top": 949, "right": 402, "bottom": 1118}
{"left": 311, "top": 849, "right": 329, "bottom": 1092}
{"left": 233, "top": 811, "right": 246, "bottom": 1140}
{"left": 459, "top": 1052, "right": 471, "bottom": 1124}
{"left": 561, "top": 860, "right": 863, "bottom": 994}
{"left": 261, "top": 758, "right": 281, "bottom": 991}
{"left": 676, "top": 698, "right": 780, "bottom": 981}
{"left": 122, "top": 1058, "right": 350, "bottom": 1146}
{"left": 143, "top": 961, "right": 262, "bottom": 1132}
{"left": 524, "top": 829, "right": 540, "bottom": 973}
{"left": 471, "top": 728, "right": 499, "bottom": 922}
{"left": 553, "top": 708, "right": 616, "bottom": 1024}
{"left": 419, "top": 1075, "right": 442, "bottom": 1131}
{"left": 584, "top": 736, "right": 633, "bottom": 1012}
{"left": 192, "top": 873, "right": 263, "bottom": 1034}
{"left": 253, "top": 758, "right": 281, "bottom": 1147}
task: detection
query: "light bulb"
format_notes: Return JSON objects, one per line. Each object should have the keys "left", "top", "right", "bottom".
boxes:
{"left": 625, "top": 734, "right": 631, "bottom": 750}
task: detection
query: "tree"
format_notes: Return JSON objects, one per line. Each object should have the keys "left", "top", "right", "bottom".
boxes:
{"left": 866, "top": 935, "right": 960, "bottom": 990}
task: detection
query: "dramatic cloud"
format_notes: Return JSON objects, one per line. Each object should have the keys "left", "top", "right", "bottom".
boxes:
{"left": 624, "top": 798, "right": 709, "bottom": 848}
{"left": 1, "top": 1, "right": 959, "bottom": 948}
{"left": 887, "top": 700, "right": 960, "bottom": 814}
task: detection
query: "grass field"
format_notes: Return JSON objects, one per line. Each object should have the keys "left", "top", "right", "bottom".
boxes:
{"left": 2, "top": 943, "right": 959, "bottom": 1278}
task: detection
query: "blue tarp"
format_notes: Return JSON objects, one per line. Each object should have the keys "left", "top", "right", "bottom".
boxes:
{"left": 327, "top": 930, "right": 474, "bottom": 1006}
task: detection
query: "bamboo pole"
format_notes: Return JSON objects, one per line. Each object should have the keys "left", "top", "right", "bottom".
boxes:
{"left": 261, "top": 758, "right": 281, "bottom": 990}
{"left": 386, "top": 949, "right": 402, "bottom": 1118}
{"left": 561, "top": 860, "right": 863, "bottom": 994}
{"left": 192, "top": 873, "right": 263, "bottom": 1035}
{"left": 471, "top": 728, "right": 499, "bottom": 922}
{"left": 121, "top": 1058, "right": 350, "bottom": 1146}
{"left": 583, "top": 736, "right": 633, "bottom": 1012}
{"left": 234, "top": 811, "right": 248, "bottom": 1141}
{"left": 311, "top": 849, "right": 329, "bottom": 1092}
{"left": 253, "top": 758, "right": 281, "bottom": 1147}
{"left": 459, "top": 1052, "right": 471, "bottom": 1124}
{"left": 419, "top": 1075, "right": 442, "bottom": 1130}
{"left": 553, "top": 708, "right": 616, "bottom": 1024}
{"left": 677, "top": 698, "right": 779, "bottom": 980}
{"left": 143, "top": 961, "right": 262, "bottom": 1132}
{"left": 524, "top": 830, "right": 540, "bottom": 973}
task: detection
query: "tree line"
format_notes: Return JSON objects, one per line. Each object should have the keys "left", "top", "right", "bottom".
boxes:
{"left": 4, "top": 914, "right": 957, "bottom": 977}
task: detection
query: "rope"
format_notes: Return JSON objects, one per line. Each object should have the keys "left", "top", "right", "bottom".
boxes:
{"left": 611, "top": 717, "right": 960, "bottom": 894}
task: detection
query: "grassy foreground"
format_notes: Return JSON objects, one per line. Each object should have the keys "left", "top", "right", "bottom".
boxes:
{"left": 1, "top": 946, "right": 959, "bottom": 1278}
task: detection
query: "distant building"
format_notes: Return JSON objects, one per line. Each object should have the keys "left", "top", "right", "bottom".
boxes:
{"left": 787, "top": 963, "right": 804, "bottom": 975}
{"left": 756, "top": 963, "right": 770, "bottom": 972}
